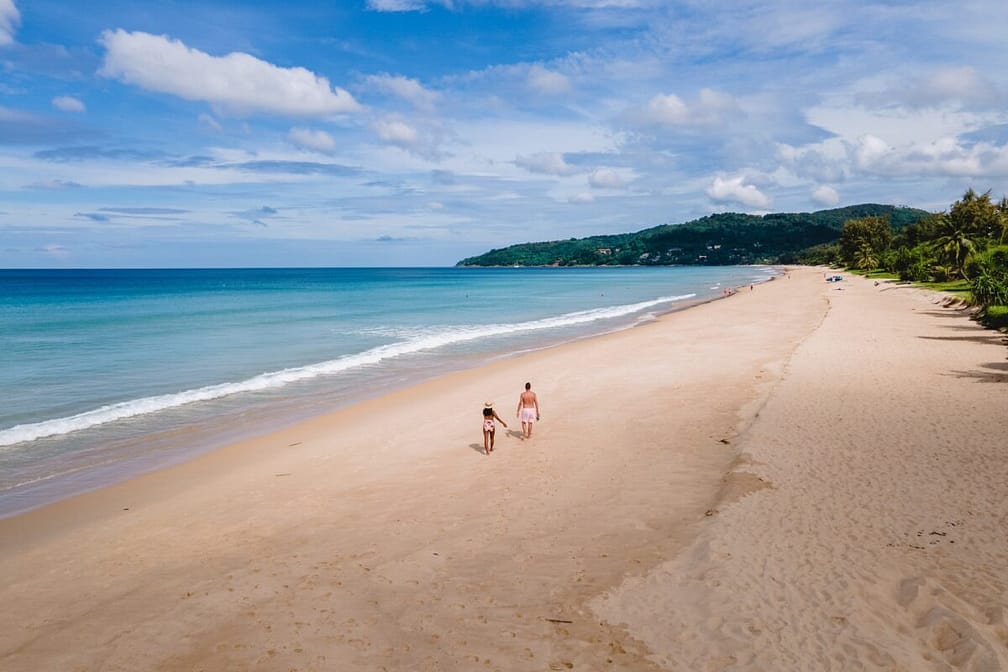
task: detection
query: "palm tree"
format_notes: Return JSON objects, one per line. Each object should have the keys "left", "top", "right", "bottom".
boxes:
{"left": 931, "top": 214, "right": 976, "bottom": 279}
{"left": 854, "top": 242, "right": 879, "bottom": 271}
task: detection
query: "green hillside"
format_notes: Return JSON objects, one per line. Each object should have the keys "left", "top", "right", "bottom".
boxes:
{"left": 456, "top": 204, "right": 930, "bottom": 267}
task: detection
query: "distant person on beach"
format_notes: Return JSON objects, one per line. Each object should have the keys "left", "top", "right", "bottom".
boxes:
{"left": 482, "top": 402, "right": 506, "bottom": 455}
{"left": 516, "top": 382, "right": 540, "bottom": 439}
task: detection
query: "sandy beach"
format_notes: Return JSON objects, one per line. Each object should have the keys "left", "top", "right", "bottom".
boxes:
{"left": 1, "top": 266, "right": 1006, "bottom": 671}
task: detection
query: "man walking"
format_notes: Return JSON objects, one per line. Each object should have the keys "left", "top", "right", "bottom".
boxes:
{"left": 516, "top": 382, "right": 540, "bottom": 439}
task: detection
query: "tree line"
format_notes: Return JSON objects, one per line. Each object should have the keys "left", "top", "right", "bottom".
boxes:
{"left": 826, "top": 188, "right": 1008, "bottom": 314}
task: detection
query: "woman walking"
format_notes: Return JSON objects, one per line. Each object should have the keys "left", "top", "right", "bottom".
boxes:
{"left": 482, "top": 402, "right": 507, "bottom": 455}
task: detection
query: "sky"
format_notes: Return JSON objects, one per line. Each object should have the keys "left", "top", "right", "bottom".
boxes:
{"left": 2, "top": 0, "right": 1008, "bottom": 268}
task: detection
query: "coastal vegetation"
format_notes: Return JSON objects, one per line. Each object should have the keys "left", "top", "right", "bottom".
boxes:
{"left": 457, "top": 204, "right": 928, "bottom": 268}
{"left": 837, "top": 189, "right": 1008, "bottom": 329}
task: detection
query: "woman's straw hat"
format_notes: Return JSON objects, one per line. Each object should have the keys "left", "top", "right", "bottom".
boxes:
{"left": 484, "top": 401, "right": 494, "bottom": 407}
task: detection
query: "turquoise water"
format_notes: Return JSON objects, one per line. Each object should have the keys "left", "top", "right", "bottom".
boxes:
{"left": 0, "top": 266, "right": 775, "bottom": 516}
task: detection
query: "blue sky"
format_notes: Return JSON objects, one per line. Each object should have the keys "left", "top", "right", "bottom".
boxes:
{"left": 2, "top": 0, "right": 1008, "bottom": 267}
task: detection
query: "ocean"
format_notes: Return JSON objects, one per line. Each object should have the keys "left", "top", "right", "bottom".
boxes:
{"left": 0, "top": 266, "right": 775, "bottom": 517}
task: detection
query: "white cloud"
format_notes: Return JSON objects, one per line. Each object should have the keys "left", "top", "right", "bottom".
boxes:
{"left": 0, "top": 0, "right": 19, "bottom": 46}
{"left": 876, "top": 66, "right": 1005, "bottom": 110}
{"left": 912, "top": 67, "right": 997, "bottom": 106}
{"left": 853, "top": 134, "right": 893, "bottom": 171}
{"left": 806, "top": 101, "right": 977, "bottom": 148}
{"left": 812, "top": 185, "right": 840, "bottom": 207}
{"left": 635, "top": 88, "right": 740, "bottom": 127}
{"left": 569, "top": 192, "right": 595, "bottom": 203}
{"left": 851, "top": 134, "right": 1008, "bottom": 178}
{"left": 776, "top": 142, "right": 847, "bottom": 183}
{"left": 528, "top": 64, "right": 571, "bottom": 95}
{"left": 706, "top": 175, "right": 771, "bottom": 209}
{"left": 373, "top": 118, "right": 419, "bottom": 147}
{"left": 99, "top": 30, "right": 360, "bottom": 117}
{"left": 288, "top": 127, "right": 337, "bottom": 154}
{"left": 364, "top": 74, "right": 438, "bottom": 111}
{"left": 588, "top": 168, "right": 624, "bottom": 189}
{"left": 643, "top": 93, "right": 687, "bottom": 124}
{"left": 52, "top": 96, "right": 85, "bottom": 113}
{"left": 807, "top": 99, "right": 1008, "bottom": 180}
{"left": 515, "top": 152, "right": 579, "bottom": 176}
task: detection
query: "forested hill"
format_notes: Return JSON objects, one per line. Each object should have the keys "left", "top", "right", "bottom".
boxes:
{"left": 456, "top": 204, "right": 930, "bottom": 267}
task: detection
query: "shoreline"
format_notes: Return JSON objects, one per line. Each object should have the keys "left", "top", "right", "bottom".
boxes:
{"left": 0, "top": 272, "right": 767, "bottom": 520}
{"left": 4, "top": 266, "right": 1002, "bottom": 670}
{"left": 0, "top": 280, "right": 757, "bottom": 528}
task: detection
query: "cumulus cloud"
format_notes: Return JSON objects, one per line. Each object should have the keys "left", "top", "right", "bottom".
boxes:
{"left": 812, "top": 185, "right": 840, "bottom": 206}
{"left": 528, "top": 64, "right": 571, "bottom": 95}
{"left": 635, "top": 88, "right": 741, "bottom": 127}
{"left": 853, "top": 134, "right": 894, "bottom": 171}
{"left": 706, "top": 175, "right": 771, "bottom": 209}
{"left": 369, "top": 117, "right": 446, "bottom": 159}
{"left": 364, "top": 74, "right": 438, "bottom": 111}
{"left": 52, "top": 96, "right": 85, "bottom": 113}
{"left": 588, "top": 168, "right": 624, "bottom": 189}
{"left": 851, "top": 133, "right": 1008, "bottom": 178}
{"left": 0, "top": 0, "right": 19, "bottom": 46}
{"left": 515, "top": 152, "right": 578, "bottom": 176}
{"left": 373, "top": 118, "right": 419, "bottom": 147}
{"left": 99, "top": 30, "right": 361, "bottom": 117}
{"left": 288, "top": 127, "right": 337, "bottom": 154}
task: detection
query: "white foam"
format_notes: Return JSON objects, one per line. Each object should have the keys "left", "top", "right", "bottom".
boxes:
{"left": 0, "top": 293, "right": 695, "bottom": 446}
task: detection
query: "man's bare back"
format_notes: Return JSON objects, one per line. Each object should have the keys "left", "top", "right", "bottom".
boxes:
{"left": 516, "top": 382, "right": 540, "bottom": 439}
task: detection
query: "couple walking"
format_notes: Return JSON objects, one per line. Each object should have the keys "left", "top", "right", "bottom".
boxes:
{"left": 481, "top": 382, "right": 541, "bottom": 455}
